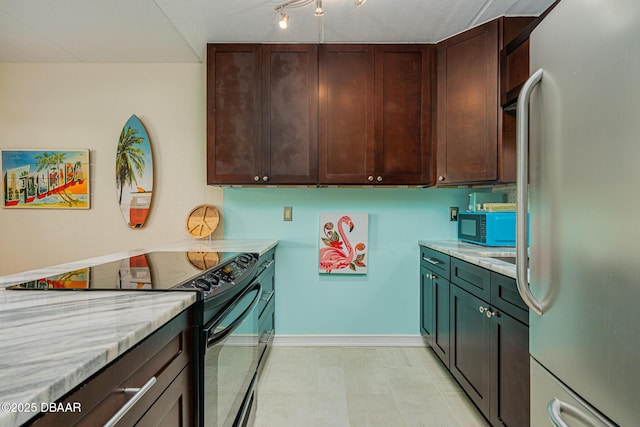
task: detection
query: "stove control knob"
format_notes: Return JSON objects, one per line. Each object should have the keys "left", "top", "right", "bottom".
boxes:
{"left": 194, "top": 278, "right": 211, "bottom": 291}
{"left": 205, "top": 273, "right": 219, "bottom": 285}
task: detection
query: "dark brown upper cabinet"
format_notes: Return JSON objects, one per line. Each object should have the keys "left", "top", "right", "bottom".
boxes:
{"left": 319, "top": 44, "right": 434, "bottom": 185}
{"left": 318, "top": 44, "right": 375, "bottom": 184}
{"left": 501, "top": 6, "right": 558, "bottom": 108}
{"left": 207, "top": 44, "right": 262, "bottom": 185}
{"left": 436, "top": 18, "right": 532, "bottom": 185}
{"left": 262, "top": 44, "right": 318, "bottom": 184}
{"left": 207, "top": 44, "right": 318, "bottom": 185}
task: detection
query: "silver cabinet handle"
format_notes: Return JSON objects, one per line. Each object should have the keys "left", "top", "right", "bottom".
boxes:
{"left": 547, "top": 398, "right": 611, "bottom": 427}
{"left": 260, "top": 290, "right": 275, "bottom": 302}
{"left": 479, "top": 306, "right": 487, "bottom": 314}
{"left": 103, "top": 376, "right": 156, "bottom": 427}
{"left": 516, "top": 68, "right": 545, "bottom": 316}
{"left": 376, "top": 176, "right": 383, "bottom": 182}
{"left": 253, "top": 176, "right": 260, "bottom": 182}
{"left": 426, "top": 273, "right": 438, "bottom": 280}
{"left": 422, "top": 257, "right": 441, "bottom": 266}
{"left": 262, "top": 176, "right": 269, "bottom": 182}
{"left": 261, "top": 260, "right": 274, "bottom": 270}
{"left": 486, "top": 309, "right": 498, "bottom": 318}
{"left": 437, "top": 176, "right": 445, "bottom": 182}
{"left": 367, "top": 176, "right": 374, "bottom": 182}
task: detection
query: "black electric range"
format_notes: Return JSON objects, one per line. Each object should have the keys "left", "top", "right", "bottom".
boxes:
{"left": 7, "top": 251, "right": 259, "bottom": 310}
{"left": 8, "top": 250, "right": 266, "bottom": 427}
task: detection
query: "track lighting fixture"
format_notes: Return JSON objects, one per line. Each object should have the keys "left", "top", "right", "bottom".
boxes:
{"left": 313, "top": 0, "right": 324, "bottom": 17}
{"left": 279, "top": 12, "right": 289, "bottom": 29}
{"left": 275, "top": 0, "right": 368, "bottom": 29}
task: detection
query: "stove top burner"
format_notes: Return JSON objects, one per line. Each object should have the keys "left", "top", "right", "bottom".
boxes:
{"left": 7, "top": 251, "right": 259, "bottom": 304}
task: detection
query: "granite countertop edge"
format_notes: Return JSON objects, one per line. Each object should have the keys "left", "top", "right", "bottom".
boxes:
{"left": 0, "top": 239, "right": 279, "bottom": 427}
{"left": 418, "top": 240, "right": 517, "bottom": 279}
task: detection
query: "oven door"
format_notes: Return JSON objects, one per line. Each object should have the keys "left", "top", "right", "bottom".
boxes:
{"left": 202, "top": 282, "right": 262, "bottom": 427}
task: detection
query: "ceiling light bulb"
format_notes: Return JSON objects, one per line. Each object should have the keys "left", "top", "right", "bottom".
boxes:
{"left": 314, "top": 0, "right": 324, "bottom": 16}
{"left": 355, "top": 0, "right": 368, "bottom": 6}
{"left": 279, "top": 13, "right": 288, "bottom": 29}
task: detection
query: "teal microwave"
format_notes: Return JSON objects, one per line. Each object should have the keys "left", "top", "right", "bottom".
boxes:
{"left": 458, "top": 212, "right": 519, "bottom": 247}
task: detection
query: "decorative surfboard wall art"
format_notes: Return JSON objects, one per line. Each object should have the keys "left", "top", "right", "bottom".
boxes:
{"left": 319, "top": 212, "right": 368, "bottom": 274}
{"left": 116, "top": 115, "right": 153, "bottom": 228}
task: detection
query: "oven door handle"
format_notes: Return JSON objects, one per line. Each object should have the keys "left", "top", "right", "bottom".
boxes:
{"left": 204, "top": 282, "right": 262, "bottom": 348}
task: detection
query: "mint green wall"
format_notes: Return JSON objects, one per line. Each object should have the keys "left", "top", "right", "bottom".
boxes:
{"left": 223, "top": 188, "right": 469, "bottom": 335}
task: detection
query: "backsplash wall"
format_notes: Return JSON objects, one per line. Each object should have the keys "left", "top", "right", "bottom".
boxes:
{"left": 223, "top": 187, "right": 469, "bottom": 335}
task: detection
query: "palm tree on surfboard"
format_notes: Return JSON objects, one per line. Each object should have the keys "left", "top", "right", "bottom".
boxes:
{"left": 116, "top": 126, "right": 146, "bottom": 205}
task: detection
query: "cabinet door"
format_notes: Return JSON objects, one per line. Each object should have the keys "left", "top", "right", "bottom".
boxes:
{"left": 262, "top": 44, "right": 318, "bottom": 184}
{"left": 490, "top": 312, "right": 530, "bottom": 427}
{"left": 318, "top": 44, "right": 375, "bottom": 184}
{"left": 432, "top": 275, "right": 450, "bottom": 368}
{"left": 436, "top": 21, "right": 499, "bottom": 184}
{"left": 375, "top": 45, "right": 434, "bottom": 185}
{"left": 135, "top": 366, "right": 194, "bottom": 427}
{"left": 420, "top": 266, "right": 435, "bottom": 338}
{"left": 450, "top": 284, "right": 492, "bottom": 417}
{"left": 207, "top": 44, "right": 262, "bottom": 184}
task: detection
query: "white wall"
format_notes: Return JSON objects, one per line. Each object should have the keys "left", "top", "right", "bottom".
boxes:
{"left": 0, "top": 63, "right": 223, "bottom": 275}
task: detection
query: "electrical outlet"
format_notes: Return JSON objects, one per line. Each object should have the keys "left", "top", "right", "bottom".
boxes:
{"left": 449, "top": 207, "right": 459, "bottom": 222}
{"left": 283, "top": 206, "right": 293, "bottom": 221}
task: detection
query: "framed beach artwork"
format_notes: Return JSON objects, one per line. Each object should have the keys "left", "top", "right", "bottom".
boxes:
{"left": 116, "top": 115, "right": 154, "bottom": 228}
{"left": 1, "top": 149, "right": 90, "bottom": 209}
{"left": 319, "top": 212, "right": 368, "bottom": 274}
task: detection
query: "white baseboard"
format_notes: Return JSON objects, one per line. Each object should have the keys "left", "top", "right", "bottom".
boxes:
{"left": 272, "top": 334, "right": 428, "bottom": 347}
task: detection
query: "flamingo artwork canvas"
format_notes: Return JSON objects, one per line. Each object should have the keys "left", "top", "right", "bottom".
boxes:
{"left": 319, "top": 212, "right": 368, "bottom": 274}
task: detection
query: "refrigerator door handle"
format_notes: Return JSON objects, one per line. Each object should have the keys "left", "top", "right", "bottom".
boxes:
{"left": 547, "top": 398, "right": 612, "bottom": 427}
{"left": 516, "top": 68, "right": 545, "bottom": 316}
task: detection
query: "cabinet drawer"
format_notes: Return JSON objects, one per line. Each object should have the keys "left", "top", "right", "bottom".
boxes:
{"left": 31, "top": 310, "right": 193, "bottom": 427}
{"left": 420, "top": 246, "right": 450, "bottom": 280}
{"left": 451, "top": 258, "right": 491, "bottom": 301}
{"left": 490, "top": 272, "right": 528, "bottom": 325}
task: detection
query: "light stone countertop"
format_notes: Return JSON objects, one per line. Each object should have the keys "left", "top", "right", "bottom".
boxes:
{"left": 0, "top": 239, "right": 278, "bottom": 427}
{"left": 418, "top": 240, "right": 518, "bottom": 279}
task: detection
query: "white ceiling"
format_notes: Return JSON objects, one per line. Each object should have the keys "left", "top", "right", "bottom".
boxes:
{"left": 0, "top": 0, "right": 555, "bottom": 63}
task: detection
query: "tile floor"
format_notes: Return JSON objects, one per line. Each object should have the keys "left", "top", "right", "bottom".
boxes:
{"left": 254, "top": 346, "right": 489, "bottom": 427}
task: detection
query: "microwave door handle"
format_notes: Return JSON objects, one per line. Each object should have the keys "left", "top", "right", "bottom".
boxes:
{"left": 516, "top": 68, "right": 545, "bottom": 316}
{"left": 205, "top": 282, "right": 262, "bottom": 348}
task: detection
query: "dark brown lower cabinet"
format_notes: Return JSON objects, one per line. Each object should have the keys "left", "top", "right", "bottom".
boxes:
{"left": 450, "top": 284, "right": 492, "bottom": 416}
{"left": 450, "top": 282, "right": 530, "bottom": 427}
{"left": 30, "top": 309, "right": 194, "bottom": 427}
{"left": 433, "top": 275, "right": 451, "bottom": 367}
{"left": 420, "top": 266, "right": 435, "bottom": 338}
{"left": 490, "top": 308, "right": 530, "bottom": 427}
{"left": 136, "top": 366, "right": 193, "bottom": 427}
{"left": 420, "top": 246, "right": 530, "bottom": 427}
{"left": 421, "top": 266, "right": 451, "bottom": 368}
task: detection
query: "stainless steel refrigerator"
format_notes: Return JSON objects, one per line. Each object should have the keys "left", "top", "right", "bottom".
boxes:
{"left": 516, "top": 0, "right": 640, "bottom": 425}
